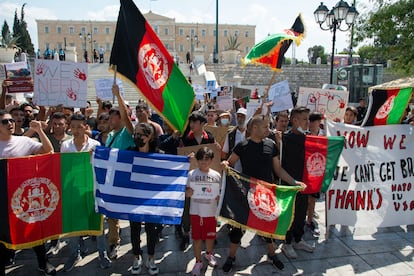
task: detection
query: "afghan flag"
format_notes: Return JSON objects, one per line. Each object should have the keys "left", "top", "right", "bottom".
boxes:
{"left": 218, "top": 167, "right": 301, "bottom": 239}
{"left": 302, "top": 136, "right": 345, "bottom": 194}
{"left": 361, "top": 87, "right": 413, "bottom": 126}
{"left": 110, "top": 0, "right": 194, "bottom": 133}
{"left": 242, "top": 15, "right": 305, "bottom": 71}
{"left": 0, "top": 153, "right": 102, "bottom": 250}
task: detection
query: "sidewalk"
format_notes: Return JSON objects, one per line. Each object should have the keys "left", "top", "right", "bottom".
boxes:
{"left": 6, "top": 200, "right": 414, "bottom": 275}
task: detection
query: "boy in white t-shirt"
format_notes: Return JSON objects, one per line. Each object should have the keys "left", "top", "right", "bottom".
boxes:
{"left": 185, "top": 147, "right": 221, "bottom": 276}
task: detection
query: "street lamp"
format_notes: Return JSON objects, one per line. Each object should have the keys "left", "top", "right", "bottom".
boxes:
{"left": 186, "top": 34, "right": 198, "bottom": 61}
{"left": 314, "top": 0, "right": 358, "bottom": 84}
{"left": 79, "top": 32, "right": 91, "bottom": 62}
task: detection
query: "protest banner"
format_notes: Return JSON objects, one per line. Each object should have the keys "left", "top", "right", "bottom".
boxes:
{"left": 326, "top": 121, "right": 414, "bottom": 228}
{"left": 297, "top": 87, "right": 349, "bottom": 122}
{"left": 177, "top": 143, "right": 222, "bottom": 174}
{"left": 267, "top": 80, "right": 293, "bottom": 112}
{"left": 33, "top": 60, "right": 88, "bottom": 107}
{"left": 94, "top": 78, "right": 124, "bottom": 100}
{"left": 3, "top": 61, "right": 33, "bottom": 93}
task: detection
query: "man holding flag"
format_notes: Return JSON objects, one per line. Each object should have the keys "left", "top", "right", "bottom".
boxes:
{"left": 221, "top": 115, "right": 306, "bottom": 273}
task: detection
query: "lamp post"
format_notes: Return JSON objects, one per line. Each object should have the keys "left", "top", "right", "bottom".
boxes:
{"left": 79, "top": 32, "right": 91, "bottom": 62}
{"left": 314, "top": 0, "right": 358, "bottom": 84}
{"left": 186, "top": 33, "right": 198, "bottom": 62}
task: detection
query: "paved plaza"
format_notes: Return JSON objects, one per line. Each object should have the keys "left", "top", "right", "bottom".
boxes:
{"left": 5, "top": 198, "right": 414, "bottom": 276}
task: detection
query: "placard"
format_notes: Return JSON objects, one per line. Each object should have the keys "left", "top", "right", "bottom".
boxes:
{"left": 268, "top": 80, "right": 293, "bottom": 112}
{"left": 190, "top": 181, "right": 220, "bottom": 200}
{"left": 297, "top": 87, "right": 349, "bottom": 122}
{"left": 95, "top": 78, "right": 124, "bottom": 100}
{"left": 177, "top": 143, "right": 222, "bottom": 174}
{"left": 216, "top": 95, "right": 233, "bottom": 111}
{"left": 204, "top": 125, "right": 228, "bottom": 146}
{"left": 3, "top": 61, "right": 33, "bottom": 93}
{"left": 33, "top": 60, "right": 88, "bottom": 107}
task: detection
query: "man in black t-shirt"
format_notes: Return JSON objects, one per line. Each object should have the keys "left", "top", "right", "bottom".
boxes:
{"left": 281, "top": 107, "right": 316, "bottom": 259}
{"left": 221, "top": 115, "right": 305, "bottom": 273}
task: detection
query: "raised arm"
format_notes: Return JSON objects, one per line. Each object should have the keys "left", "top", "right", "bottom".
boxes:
{"left": 112, "top": 84, "right": 134, "bottom": 134}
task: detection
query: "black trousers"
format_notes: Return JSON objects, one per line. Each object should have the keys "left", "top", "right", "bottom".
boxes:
{"left": 285, "top": 193, "right": 308, "bottom": 244}
{"left": 130, "top": 221, "right": 159, "bottom": 256}
{"left": 0, "top": 243, "right": 47, "bottom": 275}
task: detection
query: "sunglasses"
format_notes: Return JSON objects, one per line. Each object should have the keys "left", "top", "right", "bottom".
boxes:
{"left": 1, "top": 118, "right": 15, "bottom": 125}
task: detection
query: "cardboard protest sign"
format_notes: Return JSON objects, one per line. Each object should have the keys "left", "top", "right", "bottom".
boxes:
{"left": 177, "top": 143, "right": 222, "bottom": 174}
{"left": 33, "top": 60, "right": 88, "bottom": 107}
{"left": 94, "top": 78, "right": 124, "bottom": 100}
{"left": 326, "top": 121, "right": 414, "bottom": 228}
{"left": 3, "top": 61, "right": 33, "bottom": 93}
{"left": 268, "top": 80, "right": 293, "bottom": 112}
{"left": 205, "top": 125, "right": 228, "bottom": 146}
{"left": 297, "top": 87, "right": 349, "bottom": 122}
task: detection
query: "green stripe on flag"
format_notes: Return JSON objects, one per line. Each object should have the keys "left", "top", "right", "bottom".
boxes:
{"left": 61, "top": 152, "right": 101, "bottom": 234}
{"left": 387, "top": 87, "right": 413, "bottom": 124}
{"left": 321, "top": 136, "right": 345, "bottom": 193}
{"left": 162, "top": 64, "right": 195, "bottom": 133}
{"left": 274, "top": 184, "right": 301, "bottom": 237}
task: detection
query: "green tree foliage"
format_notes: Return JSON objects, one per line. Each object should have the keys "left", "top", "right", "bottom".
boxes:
{"left": 354, "top": 0, "right": 414, "bottom": 75}
{"left": 1, "top": 20, "right": 18, "bottom": 48}
{"left": 307, "top": 45, "right": 327, "bottom": 64}
{"left": 11, "top": 3, "right": 34, "bottom": 54}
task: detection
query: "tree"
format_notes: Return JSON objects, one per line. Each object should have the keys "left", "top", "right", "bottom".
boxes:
{"left": 307, "top": 45, "right": 327, "bottom": 64}
{"left": 226, "top": 34, "right": 241, "bottom": 51}
{"left": 354, "top": 0, "right": 414, "bottom": 75}
{"left": 11, "top": 4, "right": 34, "bottom": 54}
{"left": 1, "top": 20, "right": 18, "bottom": 48}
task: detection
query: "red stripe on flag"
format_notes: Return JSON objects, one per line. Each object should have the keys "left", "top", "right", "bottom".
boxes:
{"left": 246, "top": 178, "right": 279, "bottom": 234}
{"left": 302, "top": 136, "right": 328, "bottom": 194}
{"left": 8, "top": 154, "right": 63, "bottom": 245}
{"left": 135, "top": 21, "right": 174, "bottom": 113}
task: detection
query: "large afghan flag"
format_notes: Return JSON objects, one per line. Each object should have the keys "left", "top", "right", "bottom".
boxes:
{"left": 110, "top": 0, "right": 194, "bottom": 133}
{"left": 0, "top": 153, "right": 102, "bottom": 250}
{"left": 242, "top": 15, "right": 305, "bottom": 71}
{"left": 219, "top": 167, "right": 301, "bottom": 239}
{"left": 302, "top": 135, "right": 345, "bottom": 194}
{"left": 362, "top": 87, "right": 413, "bottom": 126}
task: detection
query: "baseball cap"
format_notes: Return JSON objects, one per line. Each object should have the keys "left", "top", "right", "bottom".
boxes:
{"left": 236, "top": 107, "right": 247, "bottom": 116}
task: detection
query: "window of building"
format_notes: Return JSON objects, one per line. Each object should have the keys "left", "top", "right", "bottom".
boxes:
{"left": 69, "top": 26, "right": 74, "bottom": 34}
{"left": 81, "top": 27, "right": 86, "bottom": 34}
{"left": 245, "top": 46, "right": 249, "bottom": 53}
{"left": 223, "top": 30, "right": 228, "bottom": 37}
{"left": 179, "top": 44, "right": 184, "bottom": 52}
{"left": 93, "top": 27, "right": 98, "bottom": 34}
{"left": 106, "top": 43, "right": 111, "bottom": 51}
{"left": 57, "top": 26, "right": 62, "bottom": 34}
{"left": 201, "top": 29, "right": 206, "bottom": 37}
{"left": 190, "top": 29, "right": 195, "bottom": 36}
{"left": 164, "top": 28, "right": 168, "bottom": 35}
{"left": 105, "top": 27, "right": 110, "bottom": 35}
{"left": 44, "top": 26, "right": 49, "bottom": 34}
{"left": 165, "top": 43, "right": 169, "bottom": 50}
{"left": 202, "top": 45, "right": 206, "bottom": 52}
{"left": 153, "top": 26, "right": 158, "bottom": 34}
{"left": 57, "top": 42, "right": 62, "bottom": 50}
{"left": 234, "top": 30, "right": 239, "bottom": 37}
{"left": 245, "top": 31, "right": 249, "bottom": 38}
{"left": 69, "top": 43, "right": 75, "bottom": 47}
{"left": 45, "top": 43, "right": 50, "bottom": 49}
{"left": 213, "top": 30, "right": 216, "bottom": 36}
{"left": 179, "top": 28, "right": 184, "bottom": 36}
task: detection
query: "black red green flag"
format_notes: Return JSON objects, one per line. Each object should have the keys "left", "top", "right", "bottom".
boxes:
{"left": 219, "top": 167, "right": 301, "bottom": 239}
{"left": 362, "top": 87, "right": 413, "bottom": 126}
{"left": 110, "top": 0, "right": 194, "bottom": 133}
{"left": 0, "top": 153, "right": 102, "bottom": 250}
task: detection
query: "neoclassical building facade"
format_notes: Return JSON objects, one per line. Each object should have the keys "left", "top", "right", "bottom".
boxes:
{"left": 36, "top": 11, "right": 255, "bottom": 63}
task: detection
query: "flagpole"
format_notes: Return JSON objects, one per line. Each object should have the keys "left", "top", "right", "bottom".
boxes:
{"left": 113, "top": 65, "right": 117, "bottom": 104}
{"left": 263, "top": 70, "right": 278, "bottom": 100}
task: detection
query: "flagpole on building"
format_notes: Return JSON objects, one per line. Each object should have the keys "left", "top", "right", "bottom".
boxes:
{"left": 113, "top": 65, "right": 117, "bottom": 104}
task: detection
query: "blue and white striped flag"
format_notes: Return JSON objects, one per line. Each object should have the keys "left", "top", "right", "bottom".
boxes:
{"left": 93, "top": 146, "right": 190, "bottom": 224}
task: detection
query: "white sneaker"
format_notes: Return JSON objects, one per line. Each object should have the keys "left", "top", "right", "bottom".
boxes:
{"left": 293, "top": 240, "right": 315, "bottom": 253}
{"left": 145, "top": 257, "right": 159, "bottom": 275}
{"left": 191, "top": 261, "right": 203, "bottom": 276}
{"left": 204, "top": 253, "right": 217, "bottom": 267}
{"left": 131, "top": 255, "right": 142, "bottom": 275}
{"left": 282, "top": 243, "right": 297, "bottom": 259}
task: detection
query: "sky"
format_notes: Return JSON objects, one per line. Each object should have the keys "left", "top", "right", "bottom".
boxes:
{"left": 0, "top": 0, "right": 369, "bottom": 62}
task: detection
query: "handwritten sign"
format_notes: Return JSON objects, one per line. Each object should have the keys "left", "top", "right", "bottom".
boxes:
{"left": 326, "top": 121, "right": 414, "bottom": 228}
{"left": 177, "top": 143, "right": 222, "bottom": 174}
{"left": 190, "top": 181, "right": 220, "bottom": 200}
{"left": 33, "top": 60, "right": 88, "bottom": 107}
{"left": 95, "top": 78, "right": 124, "bottom": 100}
{"left": 268, "top": 80, "right": 293, "bottom": 112}
{"left": 297, "top": 87, "right": 349, "bottom": 122}
{"left": 216, "top": 95, "right": 233, "bottom": 111}
{"left": 205, "top": 125, "right": 228, "bottom": 147}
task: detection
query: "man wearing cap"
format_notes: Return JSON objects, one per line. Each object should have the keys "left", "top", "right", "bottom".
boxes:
{"left": 221, "top": 108, "right": 247, "bottom": 171}
{"left": 218, "top": 111, "right": 231, "bottom": 128}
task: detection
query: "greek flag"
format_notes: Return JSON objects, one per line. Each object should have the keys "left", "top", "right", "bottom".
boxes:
{"left": 93, "top": 146, "right": 190, "bottom": 224}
